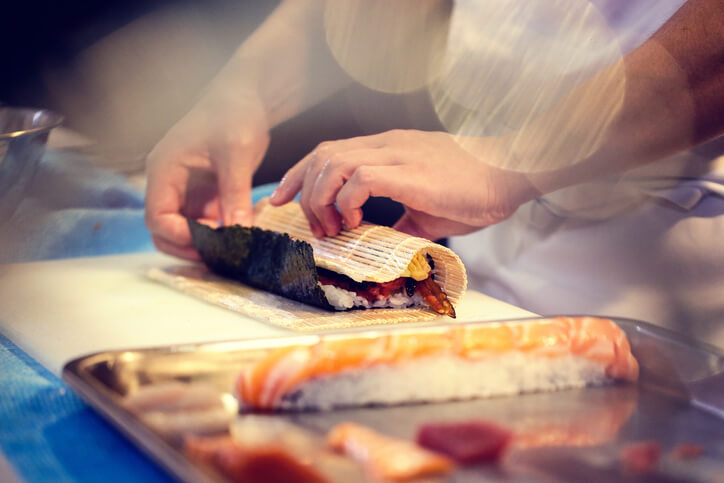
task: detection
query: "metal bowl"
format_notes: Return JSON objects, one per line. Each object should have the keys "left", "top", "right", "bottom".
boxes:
{"left": 0, "top": 107, "right": 64, "bottom": 223}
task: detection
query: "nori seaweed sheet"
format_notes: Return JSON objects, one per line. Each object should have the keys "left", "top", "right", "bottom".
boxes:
{"left": 187, "top": 219, "right": 333, "bottom": 310}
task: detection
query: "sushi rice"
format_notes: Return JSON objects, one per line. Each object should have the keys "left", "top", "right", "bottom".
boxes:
{"left": 320, "top": 283, "right": 425, "bottom": 310}
{"left": 275, "top": 353, "right": 609, "bottom": 411}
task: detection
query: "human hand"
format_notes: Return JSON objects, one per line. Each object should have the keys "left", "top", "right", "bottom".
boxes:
{"left": 145, "top": 87, "right": 270, "bottom": 260}
{"left": 269, "top": 130, "right": 540, "bottom": 240}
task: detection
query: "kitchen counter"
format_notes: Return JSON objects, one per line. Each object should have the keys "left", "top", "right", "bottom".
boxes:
{"left": 0, "top": 251, "right": 535, "bottom": 482}
{"left": 0, "top": 135, "right": 536, "bottom": 480}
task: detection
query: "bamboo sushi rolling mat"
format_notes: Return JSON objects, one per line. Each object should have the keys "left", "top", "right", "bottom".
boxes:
{"left": 148, "top": 265, "right": 447, "bottom": 330}
{"left": 150, "top": 200, "right": 468, "bottom": 330}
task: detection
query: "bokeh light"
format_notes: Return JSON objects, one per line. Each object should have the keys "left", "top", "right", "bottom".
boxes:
{"left": 324, "top": 0, "right": 451, "bottom": 94}
{"left": 431, "top": 0, "right": 627, "bottom": 173}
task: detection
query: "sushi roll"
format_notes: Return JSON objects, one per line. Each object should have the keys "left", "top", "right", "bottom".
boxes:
{"left": 188, "top": 199, "right": 466, "bottom": 317}
{"left": 237, "top": 316, "right": 639, "bottom": 411}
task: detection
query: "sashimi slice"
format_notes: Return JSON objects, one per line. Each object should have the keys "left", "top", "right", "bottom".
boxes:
{"left": 238, "top": 317, "right": 639, "bottom": 410}
{"left": 417, "top": 421, "right": 512, "bottom": 464}
{"left": 185, "top": 435, "right": 328, "bottom": 483}
{"left": 327, "top": 423, "right": 454, "bottom": 481}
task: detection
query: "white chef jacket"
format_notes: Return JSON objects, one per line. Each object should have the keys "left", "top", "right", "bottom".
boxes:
{"left": 448, "top": 0, "right": 724, "bottom": 347}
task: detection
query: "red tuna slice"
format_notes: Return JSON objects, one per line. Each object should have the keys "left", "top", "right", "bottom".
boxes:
{"left": 185, "top": 435, "right": 328, "bottom": 483}
{"left": 620, "top": 440, "right": 661, "bottom": 475}
{"left": 416, "top": 421, "right": 512, "bottom": 464}
{"left": 670, "top": 442, "right": 705, "bottom": 460}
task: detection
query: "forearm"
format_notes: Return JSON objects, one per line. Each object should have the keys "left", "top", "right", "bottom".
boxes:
{"left": 513, "top": 0, "right": 724, "bottom": 193}
{"left": 211, "top": 0, "right": 352, "bottom": 127}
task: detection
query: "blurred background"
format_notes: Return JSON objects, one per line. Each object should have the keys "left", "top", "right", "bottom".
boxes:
{"left": 3, "top": 0, "right": 272, "bottom": 138}
{"left": 3, "top": 0, "right": 272, "bottom": 177}
{"left": 1, "top": 0, "right": 428, "bottom": 223}
{"left": 4, "top": 1, "right": 423, "bottom": 192}
{"left": 1, "top": 0, "right": 694, "bottom": 230}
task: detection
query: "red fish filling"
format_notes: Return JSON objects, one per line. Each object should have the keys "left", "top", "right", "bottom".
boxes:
{"left": 316, "top": 268, "right": 416, "bottom": 303}
{"left": 316, "top": 267, "right": 456, "bottom": 317}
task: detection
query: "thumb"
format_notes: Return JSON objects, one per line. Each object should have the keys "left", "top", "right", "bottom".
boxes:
{"left": 214, "top": 146, "right": 257, "bottom": 226}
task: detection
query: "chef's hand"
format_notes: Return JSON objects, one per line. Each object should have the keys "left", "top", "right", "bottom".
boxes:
{"left": 145, "top": 90, "right": 270, "bottom": 260}
{"left": 269, "top": 130, "right": 540, "bottom": 240}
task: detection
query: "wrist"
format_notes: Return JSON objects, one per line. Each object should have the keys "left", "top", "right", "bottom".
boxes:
{"left": 498, "top": 131, "right": 631, "bottom": 197}
{"left": 463, "top": 135, "right": 543, "bottom": 206}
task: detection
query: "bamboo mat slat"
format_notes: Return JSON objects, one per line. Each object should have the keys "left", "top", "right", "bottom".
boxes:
{"left": 148, "top": 265, "right": 444, "bottom": 331}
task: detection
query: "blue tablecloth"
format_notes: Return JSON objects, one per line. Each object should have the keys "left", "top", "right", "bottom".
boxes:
{"left": 0, "top": 151, "right": 153, "bottom": 263}
{"left": 0, "top": 333, "right": 170, "bottom": 483}
{"left": 0, "top": 150, "right": 278, "bottom": 481}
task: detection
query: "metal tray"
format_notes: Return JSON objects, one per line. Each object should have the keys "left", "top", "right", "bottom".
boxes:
{"left": 63, "top": 317, "right": 724, "bottom": 482}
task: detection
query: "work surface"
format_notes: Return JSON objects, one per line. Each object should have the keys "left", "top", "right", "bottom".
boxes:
{"left": 0, "top": 252, "right": 536, "bottom": 375}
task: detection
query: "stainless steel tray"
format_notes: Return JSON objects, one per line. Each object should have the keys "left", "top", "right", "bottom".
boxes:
{"left": 63, "top": 317, "right": 724, "bottom": 482}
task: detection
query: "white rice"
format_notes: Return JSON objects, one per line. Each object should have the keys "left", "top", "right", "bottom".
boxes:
{"left": 320, "top": 283, "right": 424, "bottom": 310}
{"left": 274, "top": 353, "right": 610, "bottom": 411}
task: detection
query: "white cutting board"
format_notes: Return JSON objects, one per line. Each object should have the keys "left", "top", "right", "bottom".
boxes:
{"left": 0, "top": 252, "right": 536, "bottom": 375}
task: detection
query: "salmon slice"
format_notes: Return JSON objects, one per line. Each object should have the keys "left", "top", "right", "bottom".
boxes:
{"left": 385, "top": 331, "right": 455, "bottom": 360}
{"left": 561, "top": 316, "right": 639, "bottom": 380}
{"left": 185, "top": 435, "right": 328, "bottom": 483}
{"left": 237, "top": 317, "right": 639, "bottom": 409}
{"left": 237, "top": 346, "right": 314, "bottom": 409}
{"left": 463, "top": 317, "right": 639, "bottom": 380}
{"left": 327, "top": 423, "right": 454, "bottom": 481}
{"left": 308, "top": 337, "right": 390, "bottom": 375}
{"left": 459, "top": 325, "right": 516, "bottom": 355}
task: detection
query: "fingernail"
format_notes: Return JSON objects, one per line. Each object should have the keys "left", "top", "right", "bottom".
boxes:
{"left": 343, "top": 211, "right": 360, "bottom": 230}
{"left": 310, "top": 222, "right": 324, "bottom": 238}
{"left": 326, "top": 217, "right": 341, "bottom": 236}
{"left": 270, "top": 186, "right": 281, "bottom": 202}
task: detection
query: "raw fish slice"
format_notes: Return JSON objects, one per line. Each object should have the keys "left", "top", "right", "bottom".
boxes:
{"left": 237, "top": 317, "right": 639, "bottom": 410}
{"left": 417, "top": 420, "right": 512, "bottom": 464}
{"left": 327, "top": 423, "right": 454, "bottom": 481}
{"left": 185, "top": 435, "right": 329, "bottom": 483}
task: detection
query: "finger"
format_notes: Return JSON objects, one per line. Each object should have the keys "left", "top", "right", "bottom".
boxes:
{"left": 336, "top": 165, "right": 410, "bottom": 229}
{"left": 309, "top": 154, "right": 346, "bottom": 236}
{"left": 145, "top": 161, "right": 192, "bottom": 246}
{"left": 212, "top": 140, "right": 265, "bottom": 226}
{"left": 146, "top": 172, "right": 221, "bottom": 247}
{"left": 310, "top": 149, "right": 397, "bottom": 235}
{"left": 182, "top": 168, "right": 222, "bottom": 220}
{"left": 299, "top": 152, "right": 329, "bottom": 237}
{"left": 269, "top": 151, "right": 313, "bottom": 206}
{"left": 200, "top": 198, "right": 221, "bottom": 221}
{"left": 148, "top": 213, "right": 194, "bottom": 247}
{"left": 271, "top": 133, "right": 389, "bottom": 206}
{"left": 152, "top": 235, "right": 201, "bottom": 261}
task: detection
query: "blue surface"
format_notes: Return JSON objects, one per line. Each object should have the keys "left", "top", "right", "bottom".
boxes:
{"left": 0, "top": 333, "right": 171, "bottom": 483}
{"left": 0, "top": 150, "right": 154, "bottom": 263}
{"left": 0, "top": 149, "right": 280, "bottom": 481}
